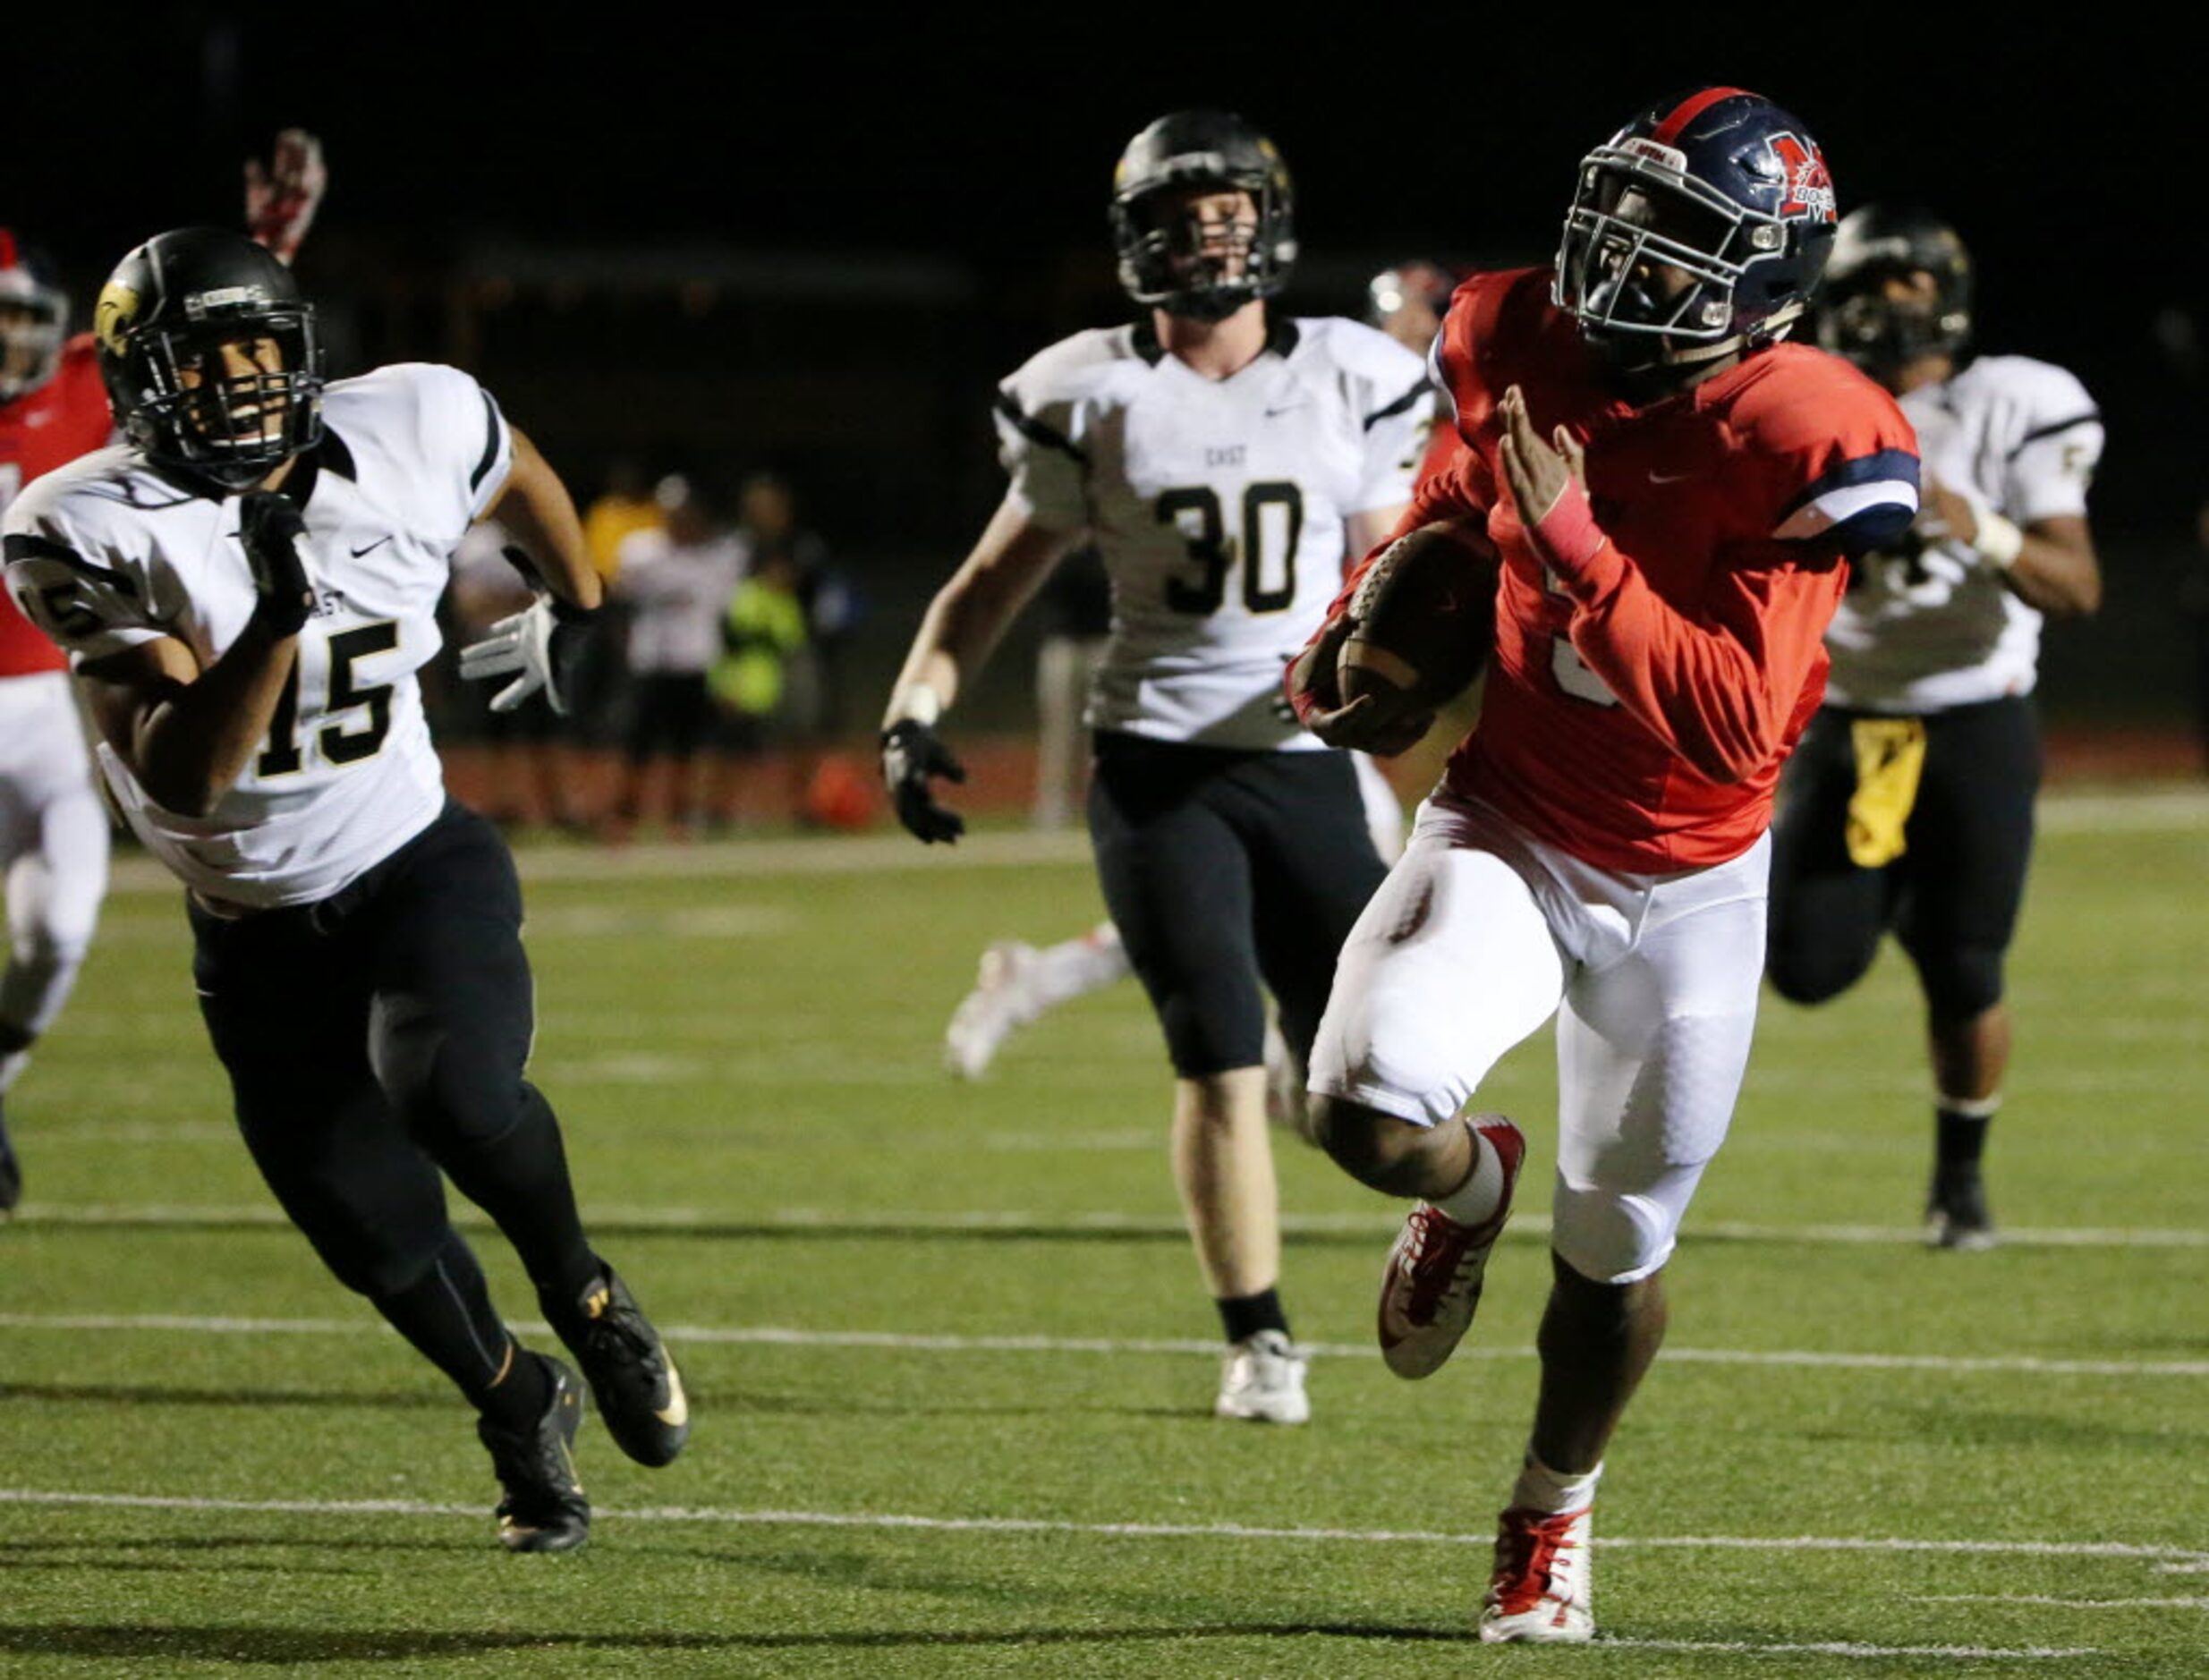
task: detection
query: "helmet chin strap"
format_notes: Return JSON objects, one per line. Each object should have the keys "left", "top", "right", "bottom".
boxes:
{"left": 1160, "top": 286, "right": 1255, "bottom": 325}
{"left": 1632, "top": 305, "right": 1804, "bottom": 373}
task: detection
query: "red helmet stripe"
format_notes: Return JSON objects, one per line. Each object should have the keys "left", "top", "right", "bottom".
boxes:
{"left": 0, "top": 229, "right": 16, "bottom": 269}
{"left": 1651, "top": 86, "right": 1755, "bottom": 146}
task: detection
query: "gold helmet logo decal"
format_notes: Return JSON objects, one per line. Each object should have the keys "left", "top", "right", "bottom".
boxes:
{"left": 94, "top": 281, "right": 141, "bottom": 357}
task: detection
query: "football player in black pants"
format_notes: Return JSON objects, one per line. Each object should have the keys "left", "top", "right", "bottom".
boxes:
{"left": 4, "top": 228, "right": 688, "bottom": 1549}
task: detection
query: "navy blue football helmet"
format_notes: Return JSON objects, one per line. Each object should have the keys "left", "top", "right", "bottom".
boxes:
{"left": 1555, "top": 87, "right": 1838, "bottom": 369}
{"left": 1109, "top": 111, "right": 1296, "bottom": 322}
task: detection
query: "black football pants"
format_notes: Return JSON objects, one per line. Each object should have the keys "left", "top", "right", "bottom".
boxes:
{"left": 190, "top": 802, "right": 598, "bottom": 1400}
{"left": 1088, "top": 731, "right": 1389, "bottom": 1077}
{"left": 1767, "top": 696, "right": 2039, "bottom": 1019}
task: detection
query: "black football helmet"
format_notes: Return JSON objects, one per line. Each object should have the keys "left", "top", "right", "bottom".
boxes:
{"left": 94, "top": 226, "right": 324, "bottom": 490}
{"left": 1556, "top": 86, "right": 1839, "bottom": 371}
{"left": 1109, "top": 110, "right": 1296, "bottom": 321}
{"left": 0, "top": 230, "right": 69, "bottom": 403}
{"left": 1816, "top": 205, "right": 1973, "bottom": 375}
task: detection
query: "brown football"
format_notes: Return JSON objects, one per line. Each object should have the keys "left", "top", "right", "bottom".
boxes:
{"left": 1338, "top": 520, "right": 1500, "bottom": 709}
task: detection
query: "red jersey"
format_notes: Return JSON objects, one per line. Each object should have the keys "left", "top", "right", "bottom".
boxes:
{"left": 0, "top": 335, "right": 113, "bottom": 676}
{"left": 1347, "top": 268, "right": 1917, "bottom": 871}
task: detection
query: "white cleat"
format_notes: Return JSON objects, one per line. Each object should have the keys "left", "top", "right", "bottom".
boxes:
{"left": 942, "top": 940, "right": 1041, "bottom": 1079}
{"left": 1213, "top": 1329, "right": 1310, "bottom": 1425}
{"left": 1376, "top": 1117, "right": 1525, "bottom": 1379}
{"left": 1479, "top": 1504, "right": 1595, "bottom": 1643}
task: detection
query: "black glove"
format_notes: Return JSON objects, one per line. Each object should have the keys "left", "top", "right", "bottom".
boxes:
{"left": 881, "top": 718, "right": 966, "bottom": 844}
{"left": 237, "top": 490, "right": 316, "bottom": 634}
{"left": 456, "top": 546, "right": 602, "bottom": 716}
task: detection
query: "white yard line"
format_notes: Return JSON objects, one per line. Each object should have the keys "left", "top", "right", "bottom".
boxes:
{"left": 18, "top": 1199, "right": 2209, "bottom": 1251}
{"left": 0, "top": 1486, "right": 2192, "bottom": 1571}
{"left": 1916, "top": 1593, "right": 2209, "bottom": 1610}
{"left": 1, "top": 1310, "right": 2202, "bottom": 1379}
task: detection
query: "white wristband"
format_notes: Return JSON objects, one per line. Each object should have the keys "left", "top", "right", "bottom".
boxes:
{"left": 1944, "top": 482, "right": 2026, "bottom": 572}
{"left": 894, "top": 683, "right": 943, "bottom": 727}
{"left": 1970, "top": 507, "right": 2026, "bottom": 571}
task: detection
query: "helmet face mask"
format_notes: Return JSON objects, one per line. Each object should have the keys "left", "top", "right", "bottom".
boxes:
{"left": 135, "top": 315, "right": 321, "bottom": 481}
{"left": 96, "top": 228, "right": 325, "bottom": 491}
{"left": 1553, "top": 89, "right": 1838, "bottom": 373}
{"left": 1110, "top": 111, "right": 1296, "bottom": 322}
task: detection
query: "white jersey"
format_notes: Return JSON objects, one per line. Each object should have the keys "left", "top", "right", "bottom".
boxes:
{"left": 998, "top": 315, "right": 1432, "bottom": 751}
{"left": 1823, "top": 354, "right": 2102, "bottom": 712}
{"left": 613, "top": 526, "right": 749, "bottom": 675}
{"left": 2, "top": 361, "right": 514, "bottom": 908}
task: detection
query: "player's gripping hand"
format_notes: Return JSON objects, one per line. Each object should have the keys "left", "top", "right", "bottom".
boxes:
{"left": 458, "top": 547, "right": 600, "bottom": 716}
{"left": 881, "top": 719, "right": 966, "bottom": 844}
{"left": 1285, "top": 614, "right": 1433, "bottom": 757}
{"left": 237, "top": 490, "right": 317, "bottom": 635}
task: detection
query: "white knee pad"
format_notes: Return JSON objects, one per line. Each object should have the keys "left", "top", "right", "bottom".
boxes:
{"left": 1548, "top": 1175, "right": 1706, "bottom": 1285}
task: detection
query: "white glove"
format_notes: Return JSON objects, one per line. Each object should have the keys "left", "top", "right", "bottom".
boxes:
{"left": 459, "top": 590, "right": 599, "bottom": 716}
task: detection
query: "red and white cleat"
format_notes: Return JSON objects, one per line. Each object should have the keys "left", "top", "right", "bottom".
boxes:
{"left": 1479, "top": 1504, "right": 1594, "bottom": 1643}
{"left": 1375, "top": 1117, "right": 1525, "bottom": 1379}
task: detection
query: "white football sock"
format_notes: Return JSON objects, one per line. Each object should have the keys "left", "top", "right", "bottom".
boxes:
{"left": 1511, "top": 1450, "right": 1602, "bottom": 1516}
{"left": 1432, "top": 1115, "right": 1508, "bottom": 1226}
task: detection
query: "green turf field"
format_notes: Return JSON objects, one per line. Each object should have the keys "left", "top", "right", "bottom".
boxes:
{"left": 2, "top": 790, "right": 2205, "bottom": 1676}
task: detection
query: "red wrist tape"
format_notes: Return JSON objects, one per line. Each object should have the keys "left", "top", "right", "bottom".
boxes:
{"left": 1530, "top": 478, "right": 1607, "bottom": 580}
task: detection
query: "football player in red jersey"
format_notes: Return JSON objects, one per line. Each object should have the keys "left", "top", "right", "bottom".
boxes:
{"left": 0, "top": 132, "right": 325, "bottom": 1213}
{"left": 1287, "top": 89, "right": 1919, "bottom": 1643}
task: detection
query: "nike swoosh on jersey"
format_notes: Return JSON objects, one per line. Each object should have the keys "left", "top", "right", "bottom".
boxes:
{"left": 1646, "top": 469, "right": 1693, "bottom": 484}
{"left": 350, "top": 537, "right": 394, "bottom": 557}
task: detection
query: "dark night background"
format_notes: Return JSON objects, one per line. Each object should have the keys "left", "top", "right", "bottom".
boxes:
{"left": 13, "top": 9, "right": 2205, "bottom": 732}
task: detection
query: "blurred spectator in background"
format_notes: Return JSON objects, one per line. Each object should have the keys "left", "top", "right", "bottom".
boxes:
{"left": 738, "top": 471, "right": 856, "bottom": 731}
{"left": 708, "top": 546, "right": 810, "bottom": 827}
{"left": 451, "top": 522, "right": 589, "bottom": 832}
{"left": 583, "top": 457, "right": 663, "bottom": 578}
{"left": 1030, "top": 545, "right": 1111, "bottom": 828}
{"left": 605, "top": 477, "right": 748, "bottom": 840}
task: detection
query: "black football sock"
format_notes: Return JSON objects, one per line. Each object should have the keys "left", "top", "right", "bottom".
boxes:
{"left": 371, "top": 1232, "right": 532, "bottom": 1417}
{"left": 1218, "top": 1287, "right": 1290, "bottom": 1345}
{"left": 439, "top": 1082, "right": 601, "bottom": 1307}
{"left": 479, "top": 1340, "right": 554, "bottom": 1433}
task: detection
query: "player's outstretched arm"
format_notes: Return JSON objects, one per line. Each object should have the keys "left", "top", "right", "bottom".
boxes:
{"left": 245, "top": 130, "right": 327, "bottom": 267}
{"left": 488, "top": 428, "right": 601, "bottom": 614}
{"left": 457, "top": 429, "right": 605, "bottom": 717}
{"left": 881, "top": 500, "right": 1071, "bottom": 843}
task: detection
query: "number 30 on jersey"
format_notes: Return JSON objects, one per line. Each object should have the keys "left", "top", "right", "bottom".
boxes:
{"left": 1156, "top": 482, "right": 1304, "bottom": 615}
